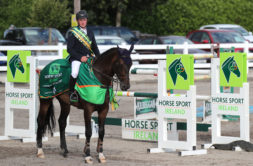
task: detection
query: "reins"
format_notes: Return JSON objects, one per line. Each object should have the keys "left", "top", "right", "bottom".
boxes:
{"left": 85, "top": 55, "right": 130, "bottom": 88}
{"left": 89, "top": 64, "right": 130, "bottom": 89}
{"left": 85, "top": 62, "right": 119, "bottom": 84}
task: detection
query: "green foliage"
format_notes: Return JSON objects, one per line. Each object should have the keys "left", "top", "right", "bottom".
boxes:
{"left": 28, "top": 0, "right": 70, "bottom": 29}
{"left": 0, "top": 0, "right": 33, "bottom": 38}
{"left": 121, "top": 0, "right": 163, "bottom": 34}
{"left": 2, "top": 0, "right": 253, "bottom": 38}
{"left": 82, "top": 0, "right": 128, "bottom": 26}
{"left": 123, "top": 0, "right": 253, "bottom": 36}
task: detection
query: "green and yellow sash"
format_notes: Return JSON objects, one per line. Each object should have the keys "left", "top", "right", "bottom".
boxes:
{"left": 71, "top": 26, "right": 95, "bottom": 56}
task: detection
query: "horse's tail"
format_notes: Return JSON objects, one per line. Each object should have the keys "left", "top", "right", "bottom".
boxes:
{"left": 42, "top": 101, "right": 56, "bottom": 137}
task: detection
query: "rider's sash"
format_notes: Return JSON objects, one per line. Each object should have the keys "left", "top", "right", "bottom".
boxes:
{"left": 71, "top": 26, "right": 95, "bottom": 56}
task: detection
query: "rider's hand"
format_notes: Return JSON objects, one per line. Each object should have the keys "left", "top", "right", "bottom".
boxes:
{"left": 81, "top": 56, "right": 88, "bottom": 62}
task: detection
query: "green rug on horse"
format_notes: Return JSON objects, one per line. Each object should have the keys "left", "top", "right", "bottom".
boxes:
{"left": 39, "top": 59, "right": 71, "bottom": 98}
{"left": 39, "top": 58, "right": 118, "bottom": 108}
{"left": 74, "top": 58, "right": 114, "bottom": 105}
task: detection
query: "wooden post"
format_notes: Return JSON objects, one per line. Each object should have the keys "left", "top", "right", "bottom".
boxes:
{"left": 116, "top": 9, "right": 121, "bottom": 27}
{"left": 74, "top": 0, "right": 81, "bottom": 14}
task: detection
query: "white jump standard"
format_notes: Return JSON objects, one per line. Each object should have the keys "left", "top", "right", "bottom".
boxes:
{"left": 0, "top": 52, "right": 41, "bottom": 142}
{"left": 148, "top": 55, "right": 207, "bottom": 156}
{"left": 203, "top": 53, "right": 249, "bottom": 148}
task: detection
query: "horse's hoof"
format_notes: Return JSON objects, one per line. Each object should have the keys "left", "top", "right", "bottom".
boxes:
{"left": 63, "top": 153, "right": 68, "bottom": 158}
{"left": 98, "top": 153, "right": 106, "bottom": 163}
{"left": 37, "top": 148, "right": 45, "bottom": 159}
{"left": 61, "top": 149, "right": 68, "bottom": 158}
{"left": 63, "top": 151, "right": 68, "bottom": 158}
{"left": 85, "top": 156, "right": 93, "bottom": 164}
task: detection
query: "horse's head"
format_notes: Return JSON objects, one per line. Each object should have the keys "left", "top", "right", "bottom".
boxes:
{"left": 93, "top": 44, "right": 133, "bottom": 90}
{"left": 222, "top": 56, "right": 240, "bottom": 83}
{"left": 114, "top": 44, "right": 133, "bottom": 91}
{"left": 9, "top": 54, "right": 25, "bottom": 78}
{"left": 228, "top": 57, "right": 240, "bottom": 77}
{"left": 169, "top": 58, "right": 187, "bottom": 85}
{"left": 14, "top": 56, "right": 25, "bottom": 73}
{"left": 175, "top": 59, "right": 187, "bottom": 80}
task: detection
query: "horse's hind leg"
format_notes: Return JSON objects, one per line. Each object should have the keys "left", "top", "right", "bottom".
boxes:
{"left": 36, "top": 98, "right": 53, "bottom": 158}
{"left": 57, "top": 94, "right": 70, "bottom": 157}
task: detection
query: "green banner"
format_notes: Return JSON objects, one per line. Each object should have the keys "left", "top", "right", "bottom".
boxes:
{"left": 136, "top": 98, "right": 157, "bottom": 115}
{"left": 166, "top": 54, "right": 194, "bottom": 90}
{"left": 7, "top": 51, "right": 31, "bottom": 83}
{"left": 220, "top": 52, "right": 247, "bottom": 87}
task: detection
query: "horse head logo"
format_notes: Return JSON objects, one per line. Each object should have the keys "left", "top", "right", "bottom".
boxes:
{"left": 168, "top": 58, "right": 187, "bottom": 85}
{"left": 222, "top": 56, "right": 240, "bottom": 83}
{"left": 49, "top": 63, "right": 60, "bottom": 75}
{"left": 9, "top": 54, "right": 25, "bottom": 78}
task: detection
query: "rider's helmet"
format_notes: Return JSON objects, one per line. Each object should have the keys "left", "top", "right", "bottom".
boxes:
{"left": 76, "top": 10, "right": 88, "bottom": 20}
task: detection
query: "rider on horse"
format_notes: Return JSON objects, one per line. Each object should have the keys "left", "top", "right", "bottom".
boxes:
{"left": 67, "top": 10, "right": 100, "bottom": 102}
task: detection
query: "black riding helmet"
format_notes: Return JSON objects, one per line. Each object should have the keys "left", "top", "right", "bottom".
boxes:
{"left": 76, "top": 10, "right": 88, "bottom": 20}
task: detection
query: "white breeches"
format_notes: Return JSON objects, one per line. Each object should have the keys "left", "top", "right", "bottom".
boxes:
{"left": 71, "top": 60, "right": 81, "bottom": 78}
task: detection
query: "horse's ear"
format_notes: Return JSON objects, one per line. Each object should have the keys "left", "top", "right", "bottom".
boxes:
{"left": 129, "top": 44, "right": 134, "bottom": 54}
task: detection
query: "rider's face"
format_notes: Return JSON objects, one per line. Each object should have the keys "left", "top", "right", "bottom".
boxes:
{"left": 77, "top": 18, "right": 87, "bottom": 28}
{"left": 78, "top": 18, "right": 87, "bottom": 28}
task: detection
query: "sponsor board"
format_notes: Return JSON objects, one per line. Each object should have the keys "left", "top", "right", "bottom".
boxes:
{"left": 122, "top": 119, "right": 178, "bottom": 142}
{"left": 220, "top": 52, "right": 247, "bottom": 87}
{"left": 211, "top": 96, "right": 244, "bottom": 116}
{"left": 7, "top": 51, "right": 31, "bottom": 83}
{"left": 5, "top": 91, "right": 34, "bottom": 107}
{"left": 134, "top": 97, "right": 157, "bottom": 120}
{"left": 158, "top": 98, "right": 192, "bottom": 119}
{"left": 166, "top": 54, "right": 194, "bottom": 90}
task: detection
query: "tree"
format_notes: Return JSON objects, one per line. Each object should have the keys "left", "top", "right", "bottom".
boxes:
{"left": 81, "top": 0, "right": 128, "bottom": 26}
{"left": 121, "top": 0, "right": 165, "bottom": 34}
{"left": 113, "top": 0, "right": 128, "bottom": 27}
{"left": 122, "top": 0, "right": 253, "bottom": 36}
{"left": 28, "top": 0, "right": 70, "bottom": 29}
{"left": 0, "top": 0, "right": 33, "bottom": 38}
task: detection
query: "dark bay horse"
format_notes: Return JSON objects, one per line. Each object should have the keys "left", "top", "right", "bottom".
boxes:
{"left": 36, "top": 45, "right": 133, "bottom": 163}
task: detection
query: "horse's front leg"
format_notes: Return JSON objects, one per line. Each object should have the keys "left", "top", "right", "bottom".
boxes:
{"left": 97, "top": 106, "right": 109, "bottom": 163}
{"left": 83, "top": 103, "right": 94, "bottom": 164}
{"left": 57, "top": 94, "right": 70, "bottom": 157}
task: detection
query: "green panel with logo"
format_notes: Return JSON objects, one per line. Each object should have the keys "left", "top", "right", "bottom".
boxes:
{"left": 136, "top": 98, "right": 157, "bottom": 115}
{"left": 166, "top": 54, "right": 194, "bottom": 90}
{"left": 7, "top": 51, "right": 31, "bottom": 83}
{"left": 63, "top": 49, "right": 70, "bottom": 59}
{"left": 220, "top": 52, "right": 247, "bottom": 87}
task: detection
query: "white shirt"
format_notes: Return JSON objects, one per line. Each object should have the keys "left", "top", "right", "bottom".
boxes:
{"left": 80, "top": 27, "right": 87, "bottom": 35}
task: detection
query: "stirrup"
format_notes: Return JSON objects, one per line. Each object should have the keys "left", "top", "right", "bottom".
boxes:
{"left": 70, "top": 92, "right": 78, "bottom": 102}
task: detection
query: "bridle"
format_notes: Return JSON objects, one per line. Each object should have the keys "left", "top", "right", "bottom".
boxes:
{"left": 86, "top": 56, "right": 131, "bottom": 88}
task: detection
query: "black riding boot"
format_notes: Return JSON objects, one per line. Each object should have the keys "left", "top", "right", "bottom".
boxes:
{"left": 69, "top": 76, "right": 78, "bottom": 102}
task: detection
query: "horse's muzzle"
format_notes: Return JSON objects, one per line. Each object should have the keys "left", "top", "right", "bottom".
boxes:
{"left": 120, "top": 83, "right": 130, "bottom": 91}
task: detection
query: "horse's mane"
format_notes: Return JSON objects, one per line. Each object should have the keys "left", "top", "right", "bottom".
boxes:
{"left": 94, "top": 47, "right": 118, "bottom": 63}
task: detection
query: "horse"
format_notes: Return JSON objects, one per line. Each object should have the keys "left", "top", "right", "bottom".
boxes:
{"left": 9, "top": 54, "right": 24, "bottom": 78}
{"left": 36, "top": 45, "right": 134, "bottom": 163}
{"left": 221, "top": 56, "right": 240, "bottom": 83}
{"left": 168, "top": 57, "right": 187, "bottom": 85}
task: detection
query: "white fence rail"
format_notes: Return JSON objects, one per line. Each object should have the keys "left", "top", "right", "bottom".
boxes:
{"left": 1, "top": 42, "right": 253, "bottom": 72}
